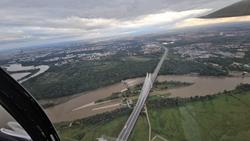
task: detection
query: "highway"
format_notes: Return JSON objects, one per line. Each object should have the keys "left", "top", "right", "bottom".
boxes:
{"left": 116, "top": 48, "right": 168, "bottom": 141}
{"left": 152, "top": 48, "right": 168, "bottom": 81}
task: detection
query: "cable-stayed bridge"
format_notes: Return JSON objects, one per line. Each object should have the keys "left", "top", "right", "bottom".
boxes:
{"left": 116, "top": 48, "right": 168, "bottom": 141}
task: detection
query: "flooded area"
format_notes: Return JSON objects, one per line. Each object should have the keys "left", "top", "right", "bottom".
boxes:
{"left": 5, "top": 64, "right": 35, "bottom": 71}
{"left": 3, "top": 64, "right": 50, "bottom": 83}
{"left": 46, "top": 82, "right": 127, "bottom": 122}
{"left": 157, "top": 75, "right": 250, "bottom": 97}
{"left": 10, "top": 72, "right": 31, "bottom": 80}
{"left": 0, "top": 64, "right": 49, "bottom": 127}
{"left": 46, "top": 74, "right": 250, "bottom": 123}
{"left": 19, "top": 65, "right": 49, "bottom": 83}
{"left": 2, "top": 74, "right": 250, "bottom": 125}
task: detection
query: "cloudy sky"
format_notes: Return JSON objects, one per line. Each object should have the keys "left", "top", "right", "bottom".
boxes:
{"left": 0, "top": 0, "right": 241, "bottom": 49}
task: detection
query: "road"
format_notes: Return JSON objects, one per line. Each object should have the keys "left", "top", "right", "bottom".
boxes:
{"left": 152, "top": 48, "right": 168, "bottom": 81}
{"left": 116, "top": 48, "right": 168, "bottom": 141}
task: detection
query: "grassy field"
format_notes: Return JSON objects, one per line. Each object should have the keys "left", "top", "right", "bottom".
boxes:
{"left": 148, "top": 94, "right": 250, "bottom": 141}
{"left": 56, "top": 85, "right": 250, "bottom": 141}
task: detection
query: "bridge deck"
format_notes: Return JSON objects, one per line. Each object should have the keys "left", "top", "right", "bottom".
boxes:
{"left": 116, "top": 48, "right": 168, "bottom": 141}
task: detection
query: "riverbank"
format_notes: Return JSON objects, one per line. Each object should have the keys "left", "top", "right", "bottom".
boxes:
{"left": 46, "top": 74, "right": 250, "bottom": 123}
{"left": 1, "top": 74, "right": 250, "bottom": 126}
{"left": 56, "top": 84, "right": 250, "bottom": 141}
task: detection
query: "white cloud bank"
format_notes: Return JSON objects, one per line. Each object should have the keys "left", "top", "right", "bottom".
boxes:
{"left": 176, "top": 15, "right": 250, "bottom": 28}
{"left": 0, "top": 9, "right": 210, "bottom": 49}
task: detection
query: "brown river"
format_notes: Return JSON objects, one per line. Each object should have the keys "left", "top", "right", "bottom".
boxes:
{"left": 1, "top": 75, "right": 250, "bottom": 127}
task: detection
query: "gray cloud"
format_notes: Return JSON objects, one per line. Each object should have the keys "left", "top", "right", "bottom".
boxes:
{"left": 0, "top": 0, "right": 239, "bottom": 19}
{"left": 0, "top": 0, "right": 240, "bottom": 49}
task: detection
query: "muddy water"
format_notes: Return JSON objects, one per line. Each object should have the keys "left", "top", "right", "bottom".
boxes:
{"left": 157, "top": 75, "right": 250, "bottom": 97}
{"left": 45, "top": 82, "right": 127, "bottom": 122}
{"left": 1, "top": 75, "right": 250, "bottom": 125}
{"left": 3, "top": 64, "right": 50, "bottom": 83}
{"left": 45, "top": 75, "right": 250, "bottom": 123}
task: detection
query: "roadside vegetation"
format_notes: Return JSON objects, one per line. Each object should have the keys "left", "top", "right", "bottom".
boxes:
{"left": 56, "top": 84, "right": 250, "bottom": 141}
